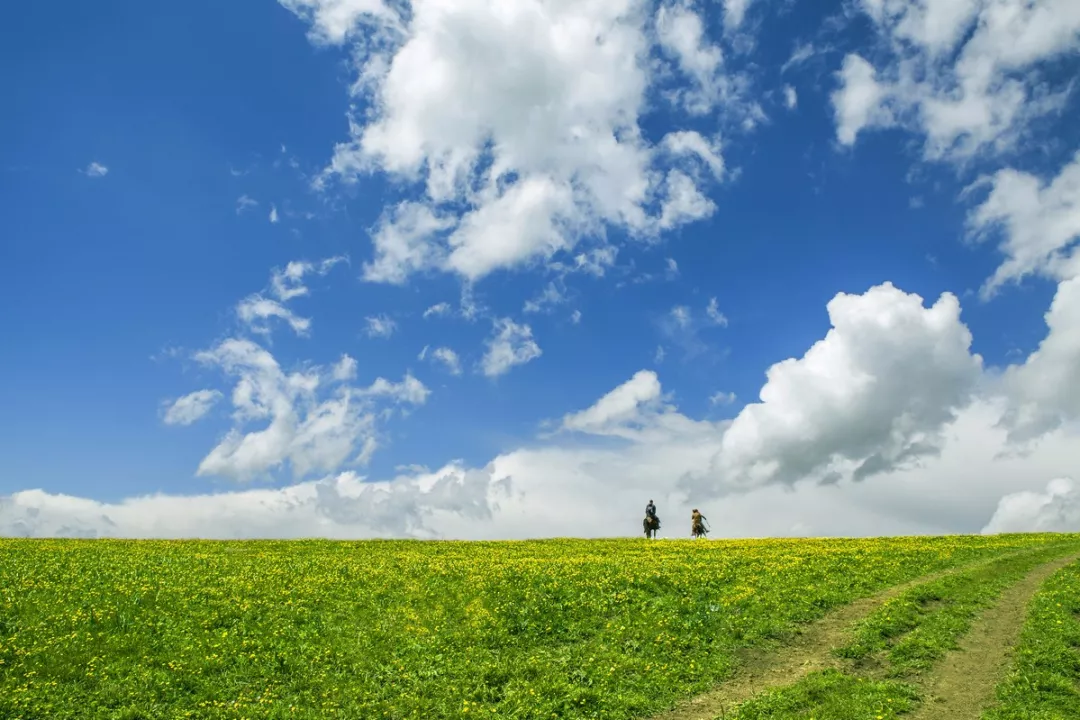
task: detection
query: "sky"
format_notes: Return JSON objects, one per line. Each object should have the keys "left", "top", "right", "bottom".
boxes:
{"left": 1, "top": 0, "right": 1079, "bottom": 540}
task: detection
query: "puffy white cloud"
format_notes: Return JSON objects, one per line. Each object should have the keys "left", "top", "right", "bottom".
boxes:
{"left": 280, "top": 0, "right": 743, "bottom": 285}
{"left": 982, "top": 477, "right": 1080, "bottom": 534}
{"left": 968, "top": 152, "right": 1080, "bottom": 297}
{"left": 190, "top": 338, "right": 428, "bottom": 481}
{"left": 364, "top": 314, "right": 397, "bottom": 338}
{"left": 833, "top": 0, "right": 1080, "bottom": 161}
{"left": 82, "top": 162, "right": 108, "bottom": 177}
{"left": 832, "top": 54, "right": 893, "bottom": 146}
{"left": 269, "top": 205, "right": 280, "bottom": 223}
{"left": 161, "top": 390, "right": 223, "bottom": 426}
{"left": 481, "top": 318, "right": 541, "bottom": 378}
{"left": 236, "top": 295, "right": 312, "bottom": 336}
{"left": 691, "top": 282, "right": 983, "bottom": 494}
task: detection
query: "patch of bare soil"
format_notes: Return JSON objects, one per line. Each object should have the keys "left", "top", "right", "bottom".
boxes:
{"left": 906, "top": 552, "right": 1080, "bottom": 720}
{"left": 645, "top": 548, "right": 1051, "bottom": 720}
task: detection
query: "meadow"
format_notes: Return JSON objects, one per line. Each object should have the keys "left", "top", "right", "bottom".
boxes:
{"left": 1, "top": 534, "right": 1078, "bottom": 720}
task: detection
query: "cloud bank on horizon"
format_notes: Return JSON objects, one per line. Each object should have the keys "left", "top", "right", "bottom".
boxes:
{"left": 3, "top": 0, "right": 1080, "bottom": 539}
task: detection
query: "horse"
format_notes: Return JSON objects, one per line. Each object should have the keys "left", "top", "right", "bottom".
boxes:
{"left": 691, "top": 522, "right": 709, "bottom": 539}
{"left": 643, "top": 515, "right": 660, "bottom": 539}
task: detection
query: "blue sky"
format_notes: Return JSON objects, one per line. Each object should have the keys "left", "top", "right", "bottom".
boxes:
{"left": 2, "top": 0, "right": 1079, "bottom": 539}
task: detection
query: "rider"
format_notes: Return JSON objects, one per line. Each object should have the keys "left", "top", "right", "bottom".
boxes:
{"left": 645, "top": 499, "right": 657, "bottom": 522}
{"left": 691, "top": 508, "right": 707, "bottom": 537}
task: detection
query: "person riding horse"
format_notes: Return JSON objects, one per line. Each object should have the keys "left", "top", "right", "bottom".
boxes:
{"left": 643, "top": 499, "right": 660, "bottom": 538}
{"left": 691, "top": 508, "right": 708, "bottom": 539}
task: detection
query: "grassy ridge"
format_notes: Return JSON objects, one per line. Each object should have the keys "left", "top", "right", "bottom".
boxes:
{"left": 983, "top": 558, "right": 1080, "bottom": 719}
{"left": 730, "top": 541, "right": 1080, "bottom": 719}
{"left": 0, "top": 535, "right": 1070, "bottom": 720}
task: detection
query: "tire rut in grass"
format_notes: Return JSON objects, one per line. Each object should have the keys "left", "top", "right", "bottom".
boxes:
{"left": 905, "top": 551, "right": 1080, "bottom": 720}
{"left": 644, "top": 548, "right": 1042, "bottom": 720}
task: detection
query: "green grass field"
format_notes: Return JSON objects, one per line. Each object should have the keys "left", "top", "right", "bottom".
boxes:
{"left": 2, "top": 534, "right": 1078, "bottom": 720}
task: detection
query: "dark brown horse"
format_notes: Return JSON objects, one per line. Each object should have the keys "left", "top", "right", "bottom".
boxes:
{"left": 643, "top": 515, "right": 660, "bottom": 539}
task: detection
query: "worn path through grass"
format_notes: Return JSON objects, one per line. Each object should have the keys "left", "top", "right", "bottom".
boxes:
{"left": 644, "top": 546, "right": 1057, "bottom": 720}
{"left": 906, "top": 551, "right": 1080, "bottom": 720}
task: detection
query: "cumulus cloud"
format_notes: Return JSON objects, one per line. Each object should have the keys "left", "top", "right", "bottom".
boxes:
{"left": 279, "top": 0, "right": 746, "bottom": 285}
{"left": 162, "top": 390, "right": 223, "bottom": 426}
{"left": 191, "top": 338, "right": 428, "bottom": 481}
{"left": 364, "top": 314, "right": 397, "bottom": 338}
{"left": 968, "top": 151, "right": 1080, "bottom": 297}
{"left": 832, "top": 0, "right": 1080, "bottom": 161}
{"left": 269, "top": 205, "right": 280, "bottom": 223}
{"left": 481, "top": 318, "right": 542, "bottom": 378}
{"left": 690, "top": 282, "right": 983, "bottom": 494}
{"left": 561, "top": 370, "right": 664, "bottom": 438}
{"left": 983, "top": 477, "right": 1080, "bottom": 534}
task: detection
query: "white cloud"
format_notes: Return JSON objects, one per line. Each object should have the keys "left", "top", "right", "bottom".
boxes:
{"left": 690, "top": 282, "right": 983, "bottom": 494}
{"left": 656, "top": 1, "right": 728, "bottom": 115}
{"left": 363, "top": 202, "right": 455, "bottom": 284}
{"left": 967, "top": 152, "right": 1080, "bottom": 297}
{"left": 423, "top": 302, "right": 452, "bottom": 319}
{"left": 430, "top": 347, "right": 463, "bottom": 375}
{"left": 269, "top": 256, "right": 347, "bottom": 302}
{"left": 982, "top": 477, "right": 1080, "bottom": 533}
{"left": 570, "top": 309, "right": 583, "bottom": 324}
{"left": 281, "top": 0, "right": 738, "bottom": 285}
{"left": 82, "top": 162, "right": 108, "bottom": 178}
{"left": 665, "top": 257, "right": 680, "bottom": 279}
{"left": 332, "top": 354, "right": 358, "bottom": 382}
{"left": 237, "top": 295, "right": 312, "bottom": 336}
{"left": 670, "top": 305, "right": 692, "bottom": 329}
{"left": 781, "top": 41, "right": 817, "bottom": 74}
{"left": 364, "top": 314, "right": 397, "bottom": 338}
{"left": 658, "top": 170, "right": 716, "bottom": 230}
{"left": 706, "top": 297, "right": 728, "bottom": 326}
{"left": 723, "top": 0, "right": 755, "bottom": 31}
{"left": 481, "top": 318, "right": 542, "bottom": 378}
{"left": 654, "top": 345, "right": 666, "bottom": 364}
{"left": 561, "top": 370, "right": 664, "bottom": 438}
{"left": 833, "top": 0, "right": 1080, "bottom": 161}
{"left": 662, "top": 131, "right": 725, "bottom": 180}
{"left": 833, "top": 54, "right": 893, "bottom": 146}
{"left": 783, "top": 84, "right": 798, "bottom": 110}
{"left": 162, "top": 390, "right": 223, "bottom": 426}
{"left": 189, "top": 338, "right": 427, "bottom": 481}
{"left": 269, "top": 205, "right": 280, "bottom": 223}
{"left": 523, "top": 282, "right": 566, "bottom": 314}
{"left": 236, "top": 195, "right": 258, "bottom": 214}
{"left": 710, "top": 390, "right": 737, "bottom": 406}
